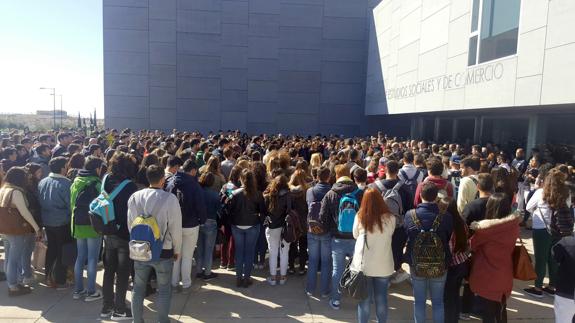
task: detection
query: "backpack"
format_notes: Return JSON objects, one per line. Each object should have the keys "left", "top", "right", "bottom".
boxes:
{"left": 469, "top": 176, "right": 479, "bottom": 199}
{"left": 546, "top": 207, "right": 575, "bottom": 238}
{"left": 410, "top": 210, "right": 446, "bottom": 278}
{"left": 382, "top": 182, "right": 405, "bottom": 228}
{"left": 448, "top": 171, "right": 462, "bottom": 199}
{"left": 307, "top": 188, "right": 324, "bottom": 234}
{"left": 73, "top": 181, "right": 100, "bottom": 226}
{"left": 337, "top": 188, "right": 361, "bottom": 234}
{"left": 128, "top": 194, "right": 169, "bottom": 262}
{"left": 219, "top": 187, "right": 243, "bottom": 225}
{"left": 89, "top": 174, "right": 130, "bottom": 235}
{"left": 282, "top": 196, "right": 304, "bottom": 243}
{"left": 400, "top": 169, "right": 420, "bottom": 201}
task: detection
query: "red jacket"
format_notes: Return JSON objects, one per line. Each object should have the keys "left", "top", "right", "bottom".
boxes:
{"left": 469, "top": 213, "right": 521, "bottom": 302}
{"left": 414, "top": 176, "right": 454, "bottom": 207}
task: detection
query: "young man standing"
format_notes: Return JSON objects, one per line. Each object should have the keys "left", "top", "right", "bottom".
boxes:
{"left": 398, "top": 151, "right": 425, "bottom": 201}
{"left": 414, "top": 158, "right": 453, "bottom": 207}
{"left": 463, "top": 174, "right": 493, "bottom": 226}
{"left": 52, "top": 133, "right": 72, "bottom": 158}
{"left": 128, "top": 165, "right": 182, "bottom": 323}
{"left": 456, "top": 157, "right": 480, "bottom": 215}
{"left": 220, "top": 147, "right": 236, "bottom": 181}
{"left": 319, "top": 164, "right": 364, "bottom": 310}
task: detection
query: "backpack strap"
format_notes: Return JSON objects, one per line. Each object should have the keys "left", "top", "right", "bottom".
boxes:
{"left": 108, "top": 179, "right": 131, "bottom": 201}
{"left": 430, "top": 213, "right": 443, "bottom": 232}
{"left": 399, "top": 169, "right": 407, "bottom": 181}
{"left": 392, "top": 180, "right": 404, "bottom": 191}
{"left": 374, "top": 180, "right": 385, "bottom": 193}
{"left": 410, "top": 209, "right": 422, "bottom": 232}
{"left": 101, "top": 174, "right": 110, "bottom": 194}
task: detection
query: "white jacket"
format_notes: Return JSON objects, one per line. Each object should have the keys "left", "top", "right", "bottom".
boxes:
{"left": 352, "top": 215, "right": 395, "bottom": 277}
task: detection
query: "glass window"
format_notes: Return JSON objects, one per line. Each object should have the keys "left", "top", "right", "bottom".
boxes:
{"left": 471, "top": 0, "right": 480, "bottom": 32}
{"left": 468, "top": 36, "right": 478, "bottom": 66}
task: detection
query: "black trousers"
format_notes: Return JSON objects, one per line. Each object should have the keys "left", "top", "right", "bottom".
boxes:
{"left": 479, "top": 295, "right": 507, "bottom": 323}
{"left": 45, "top": 224, "right": 72, "bottom": 285}
{"left": 444, "top": 261, "right": 469, "bottom": 323}
{"left": 289, "top": 235, "right": 308, "bottom": 270}
{"left": 102, "top": 236, "right": 132, "bottom": 311}
{"left": 391, "top": 227, "right": 407, "bottom": 271}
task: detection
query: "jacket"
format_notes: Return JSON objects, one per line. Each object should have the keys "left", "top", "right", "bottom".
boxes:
{"left": 469, "top": 213, "right": 520, "bottom": 302}
{"left": 229, "top": 189, "right": 267, "bottom": 226}
{"left": 38, "top": 173, "right": 72, "bottom": 227}
{"left": 29, "top": 154, "right": 50, "bottom": 179}
{"left": 165, "top": 171, "right": 207, "bottom": 228}
{"left": 104, "top": 174, "right": 138, "bottom": 241}
{"left": 0, "top": 185, "right": 40, "bottom": 232}
{"left": 319, "top": 177, "right": 364, "bottom": 239}
{"left": 70, "top": 169, "right": 101, "bottom": 239}
{"left": 553, "top": 235, "right": 575, "bottom": 299}
{"left": 306, "top": 182, "right": 332, "bottom": 231}
{"left": 203, "top": 187, "right": 221, "bottom": 221}
{"left": 290, "top": 186, "right": 309, "bottom": 230}
{"left": 414, "top": 176, "right": 454, "bottom": 207}
{"left": 352, "top": 215, "right": 395, "bottom": 277}
{"left": 264, "top": 189, "right": 290, "bottom": 229}
{"left": 403, "top": 203, "right": 453, "bottom": 268}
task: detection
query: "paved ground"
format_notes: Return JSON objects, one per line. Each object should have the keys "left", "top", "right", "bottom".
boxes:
{"left": 0, "top": 229, "right": 555, "bottom": 322}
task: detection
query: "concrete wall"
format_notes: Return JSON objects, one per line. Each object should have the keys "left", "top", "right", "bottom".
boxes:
{"left": 104, "top": 0, "right": 369, "bottom": 135}
{"left": 365, "top": 0, "right": 575, "bottom": 115}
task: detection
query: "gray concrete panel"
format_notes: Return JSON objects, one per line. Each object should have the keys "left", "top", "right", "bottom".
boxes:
{"left": 320, "top": 104, "right": 362, "bottom": 125}
{"left": 321, "top": 61, "right": 365, "bottom": 83}
{"left": 105, "top": 95, "right": 149, "bottom": 118}
{"left": 178, "top": 55, "right": 221, "bottom": 78}
{"left": 104, "top": 52, "right": 149, "bottom": 75}
{"left": 222, "top": 24, "right": 249, "bottom": 46}
{"left": 278, "top": 27, "right": 322, "bottom": 50}
{"left": 248, "top": 80, "right": 278, "bottom": 102}
{"left": 221, "top": 46, "right": 249, "bottom": 68}
{"left": 249, "top": 14, "right": 280, "bottom": 37}
{"left": 106, "top": 117, "right": 150, "bottom": 131}
{"left": 150, "top": 0, "right": 177, "bottom": 20}
{"left": 104, "top": 6, "right": 148, "bottom": 30}
{"left": 221, "top": 111, "right": 248, "bottom": 131}
{"left": 104, "top": 29, "right": 148, "bottom": 52}
{"left": 280, "top": 3, "right": 323, "bottom": 28}
{"left": 279, "top": 49, "right": 321, "bottom": 71}
{"left": 177, "top": 77, "right": 221, "bottom": 99}
{"left": 223, "top": 1, "right": 249, "bottom": 24}
{"left": 323, "top": 17, "right": 367, "bottom": 40}
{"left": 222, "top": 89, "right": 249, "bottom": 111}
{"left": 248, "top": 102, "right": 278, "bottom": 122}
{"left": 322, "top": 39, "right": 366, "bottom": 62}
{"left": 222, "top": 69, "right": 248, "bottom": 90}
{"left": 150, "top": 87, "right": 177, "bottom": 109}
{"left": 324, "top": 0, "right": 367, "bottom": 18}
{"left": 278, "top": 92, "right": 320, "bottom": 114}
{"left": 150, "top": 20, "right": 177, "bottom": 43}
{"left": 103, "top": 0, "right": 148, "bottom": 8}
{"left": 177, "top": 99, "right": 221, "bottom": 120}
{"left": 177, "top": 119, "right": 222, "bottom": 133}
{"left": 280, "top": 0, "right": 322, "bottom": 4}
{"left": 104, "top": 74, "right": 149, "bottom": 96}
{"left": 177, "top": 33, "right": 222, "bottom": 56}
{"left": 150, "top": 108, "right": 177, "bottom": 130}
{"left": 249, "top": 0, "right": 280, "bottom": 14}
{"left": 150, "top": 42, "right": 177, "bottom": 65}
{"left": 319, "top": 124, "right": 360, "bottom": 136}
{"left": 247, "top": 59, "right": 278, "bottom": 81}
{"left": 248, "top": 37, "right": 279, "bottom": 59}
{"left": 278, "top": 71, "right": 321, "bottom": 93}
{"left": 277, "top": 114, "right": 319, "bottom": 134}
{"left": 177, "top": 10, "right": 221, "bottom": 34}
{"left": 320, "top": 83, "right": 364, "bottom": 105}
{"left": 150, "top": 65, "right": 177, "bottom": 87}
{"left": 247, "top": 122, "right": 278, "bottom": 134}
{"left": 177, "top": 0, "right": 222, "bottom": 11}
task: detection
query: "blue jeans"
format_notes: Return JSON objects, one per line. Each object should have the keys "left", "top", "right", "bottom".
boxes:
{"left": 255, "top": 223, "right": 267, "bottom": 264}
{"left": 231, "top": 225, "right": 260, "bottom": 279}
{"left": 197, "top": 219, "right": 218, "bottom": 275}
{"left": 306, "top": 233, "right": 332, "bottom": 295}
{"left": 331, "top": 238, "right": 356, "bottom": 302}
{"left": 74, "top": 237, "right": 102, "bottom": 294}
{"left": 358, "top": 276, "right": 391, "bottom": 323}
{"left": 5, "top": 234, "right": 34, "bottom": 288}
{"left": 412, "top": 272, "right": 447, "bottom": 323}
{"left": 132, "top": 259, "right": 173, "bottom": 323}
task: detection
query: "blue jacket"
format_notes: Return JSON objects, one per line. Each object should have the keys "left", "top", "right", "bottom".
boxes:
{"left": 403, "top": 202, "right": 453, "bottom": 268}
{"left": 166, "top": 171, "right": 207, "bottom": 228}
{"left": 38, "top": 173, "right": 72, "bottom": 227}
{"left": 203, "top": 187, "right": 221, "bottom": 221}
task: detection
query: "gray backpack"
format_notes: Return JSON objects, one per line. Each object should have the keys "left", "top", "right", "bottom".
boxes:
{"left": 374, "top": 180, "right": 405, "bottom": 228}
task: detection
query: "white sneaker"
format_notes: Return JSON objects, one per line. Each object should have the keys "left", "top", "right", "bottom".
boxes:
{"left": 21, "top": 277, "right": 36, "bottom": 286}
{"left": 391, "top": 271, "right": 410, "bottom": 284}
{"left": 85, "top": 291, "right": 103, "bottom": 302}
{"left": 279, "top": 276, "right": 287, "bottom": 285}
{"left": 267, "top": 277, "right": 277, "bottom": 286}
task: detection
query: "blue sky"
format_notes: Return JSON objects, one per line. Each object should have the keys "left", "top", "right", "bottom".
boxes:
{"left": 0, "top": 1, "right": 103, "bottom": 118}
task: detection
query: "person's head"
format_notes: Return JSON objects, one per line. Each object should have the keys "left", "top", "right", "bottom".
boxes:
{"left": 426, "top": 157, "right": 444, "bottom": 177}
{"left": 310, "top": 153, "right": 322, "bottom": 169}
{"left": 140, "top": 154, "right": 160, "bottom": 169}
{"left": 25, "top": 163, "right": 43, "bottom": 181}
{"left": 460, "top": 157, "right": 480, "bottom": 177}
{"left": 385, "top": 160, "right": 399, "bottom": 179}
{"left": 529, "top": 156, "right": 540, "bottom": 168}
{"left": 515, "top": 148, "right": 525, "bottom": 160}
{"left": 476, "top": 173, "right": 494, "bottom": 194}
{"left": 84, "top": 156, "right": 106, "bottom": 177}
{"left": 2, "top": 167, "right": 29, "bottom": 188}
{"left": 206, "top": 156, "right": 221, "bottom": 175}
{"left": 89, "top": 144, "right": 102, "bottom": 157}
{"left": 240, "top": 169, "right": 258, "bottom": 200}
{"left": 334, "top": 164, "right": 350, "bottom": 180}
{"left": 289, "top": 169, "right": 309, "bottom": 191}
{"left": 36, "top": 144, "right": 51, "bottom": 159}
{"left": 228, "top": 165, "right": 243, "bottom": 187}
{"left": 146, "top": 165, "right": 166, "bottom": 188}
{"left": 223, "top": 147, "right": 234, "bottom": 160}
{"left": 108, "top": 152, "right": 137, "bottom": 180}
{"left": 353, "top": 167, "right": 367, "bottom": 185}
{"left": 199, "top": 172, "right": 215, "bottom": 189}
{"left": 68, "top": 153, "right": 85, "bottom": 170}
{"left": 543, "top": 168, "right": 569, "bottom": 210}
{"left": 357, "top": 188, "right": 392, "bottom": 233}
{"left": 403, "top": 151, "right": 414, "bottom": 164}
{"left": 317, "top": 166, "right": 330, "bottom": 183}
{"left": 166, "top": 156, "right": 183, "bottom": 174}
{"left": 182, "top": 159, "right": 198, "bottom": 177}
{"left": 485, "top": 193, "right": 512, "bottom": 219}
{"left": 420, "top": 182, "right": 439, "bottom": 203}
{"left": 264, "top": 175, "right": 289, "bottom": 211}
{"left": 57, "top": 133, "right": 72, "bottom": 146}
{"left": 49, "top": 157, "right": 69, "bottom": 175}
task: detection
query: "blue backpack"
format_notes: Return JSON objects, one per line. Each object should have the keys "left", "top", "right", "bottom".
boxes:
{"left": 129, "top": 214, "right": 164, "bottom": 262}
{"left": 337, "top": 188, "right": 361, "bottom": 234}
{"left": 89, "top": 174, "right": 130, "bottom": 235}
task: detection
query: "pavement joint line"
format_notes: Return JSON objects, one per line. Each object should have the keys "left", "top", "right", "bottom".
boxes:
{"left": 33, "top": 289, "right": 68, "bottom": 323}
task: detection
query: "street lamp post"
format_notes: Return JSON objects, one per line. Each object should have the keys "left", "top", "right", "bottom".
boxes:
{"left": 39, "top": 87, "right": 56, "bottom": 129}
{"left": 57, "top": 94, "right": 63, "bottom": 128}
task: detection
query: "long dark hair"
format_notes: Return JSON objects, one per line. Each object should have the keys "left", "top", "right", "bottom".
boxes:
{"left": 263, "top": 175, "right": 289, "bottom": 212}
{"left": 485, "top": 193, "right": 512, "bottom": 220}
{"left": 543, "top": 168, "right": 569, "bottom": 210}
{"left": 439, "top": 197, "right": 467, "bottom": 253}
{"left": 3, "top": 167, "right": 29, "bottom": 189}
{"left": 240, "top": 169, "right": 258, "bottom": 201}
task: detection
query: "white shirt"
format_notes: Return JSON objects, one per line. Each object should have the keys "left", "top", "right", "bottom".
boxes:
{"left": 526, "top": 188, "right": 571, "bottom": 230}
{"left": 352, "top": 215, "right": 395, "bottom": 277}
{"left": 457, "top": 175, "right": 479, "bottom": 215}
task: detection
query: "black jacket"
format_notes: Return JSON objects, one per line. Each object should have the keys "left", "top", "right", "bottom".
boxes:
{"left": 264, "top": 189, "right": 290, "bottom": 229}
{"left": 553, "top": 235, "right": 575, "bottom": 299}
{"left": 290, "top": 186, "right": 309, "bottom": 230}
{"left": 229, "top": 189, "right": 267, "bottom": 226}
{"left": 165, "top": 171, "right": 207, "bottom": 228}
{"left": 104, "top": 174, "right": 138, "bottom": 241}
{"left": 319, "top": 179, "right": 363, "bottom": 239}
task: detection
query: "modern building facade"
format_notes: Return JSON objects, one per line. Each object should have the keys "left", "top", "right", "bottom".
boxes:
{"left": 103, "top": 0, "right": 369, "bottom": 135}
{"left": 366, "top": 0, "right": 575, "bottom": 151}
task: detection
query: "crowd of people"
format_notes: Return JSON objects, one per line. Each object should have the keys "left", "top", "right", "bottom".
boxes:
{"left": 0, "top": 128, "right": 574, "bottom": 323}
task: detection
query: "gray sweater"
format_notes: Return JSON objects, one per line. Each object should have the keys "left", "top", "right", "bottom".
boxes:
{"left": 127, "top": 188, "right": 183, "bottom": 256}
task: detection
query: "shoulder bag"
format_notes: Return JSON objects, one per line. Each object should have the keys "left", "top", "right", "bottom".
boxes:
{"left": 512, "top": 238, "right": 537, "bottom": 281}
{"left": 0, "top": 191, "right": 35, "bottom": 235}
{"left": 339, "top": 233, "right": 369, "bottom": 300}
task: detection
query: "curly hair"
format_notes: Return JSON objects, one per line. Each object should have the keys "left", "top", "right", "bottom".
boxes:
{"left": 543, "top": 168, "right": 569, "bottom": 210}
{"left": 108, "top": 151, "right": 137, "bottom": 180}
{"left": 263, "top": 175, "right": 289, "bottom": 212}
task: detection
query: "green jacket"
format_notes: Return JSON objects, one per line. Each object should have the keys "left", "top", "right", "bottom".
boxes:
{"left": 70, "top": 173, "right": 101, "bottom": 239}
{"left": 196, "top": 151, "right": 205, "bottom": 167}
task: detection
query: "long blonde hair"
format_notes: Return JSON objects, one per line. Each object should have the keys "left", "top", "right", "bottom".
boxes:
{"left": 310, "top": 153, "right": 322, "bottom": 169}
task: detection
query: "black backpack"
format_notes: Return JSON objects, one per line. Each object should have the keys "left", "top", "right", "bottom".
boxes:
{"left": 73, "top": 181, "right": 100, "bottom": 226}
{"left": 400, "top": 169, "right": 421, "bottom": 201}
{"left": 546, "top": 207, "right": 575, "bottom": 238}
{"left": 410, "top": 210, "right": 446, "bottom": 278}
{"left": 282, "top": 197, "right": 304, "bottom": 243}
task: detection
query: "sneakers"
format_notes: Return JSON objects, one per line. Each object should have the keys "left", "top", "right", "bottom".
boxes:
{"left": 279, "top": 276, "right": 287, "bottom": 285}
{"left": 203, "top": 273, "right": 218, "bottom": 281}
{"left": 391, "top": 271, "right": 410, "bottom": 284}
{"left": 298, "top": 268, "right": 307, "bottom": 276}
{"left": 55, "top": 283, "right": 70, "bottom": 291}
{"left": 267, "top": 277, "right": 277, "bottom": 286}
{"left": 73, "top": 290, "right": 87, "bottom": 300}
{"left": 288, "top": 268, "right": 295, "bottom": 275}
{"left": 0, "top": 272, "right": 6, "bottom": 282}
{"left": 242, "top": 278, "right": 253, "bottom": 288}
{"left": 21, "top": 277, "right": 36, "bottom": 285}
{"left": 523, "top": 287, "right": 544, "bottom": 298}
{"left": 100, "top": 306, "right": 114, "bottom": 318}
{"left": 111, "top": 309, "right": 133, "bottom": 321}
{"left": 542, "top": 286, "right": 556, "bottom": 296}
{"left": 305, "top": 291, "right": 313, "bottom": 297}
{"left": 8, "top": 285, "right": 32, "bottom": 297}
{"left": 195, "top": 272, "right": 205, "bottom": 279}
{"left": 85, "top": 291, "right": 103, "bottom": 302}
{"left": 329, "top": 299, "right": 341, "bottom": 310}
{"left": 459, "top": 313, "right": 471, "bottom": 321}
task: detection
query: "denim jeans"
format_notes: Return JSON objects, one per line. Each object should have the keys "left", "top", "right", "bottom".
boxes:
{"left": 132, "top": 258, "right": 174, "bottom": 323}
{"left": 231, "top": 225, "right": 260, "bottom": 279}
{"left": 358, "top": 276, "right": 390, "bottom": 323}
{"left": 197, "top": 219, "right": 218, "bottom": 275}
{"left": 306, "top": 232, "right": 331, "bottom": 295}
{"left": 4, "top": 234, "right": 32, "bottom": 288}
{"left": 411, "top": 272, "right": 447, "bottom": 323}
{"left": 74, "top": 237, "right": 102, "bottom": 294}
{"left": 331, "top": 238, "right": 356, "bottom": 302}
{"left": 255, "top": 223, "right": 267, "bottom": 264}
{"left": 103, "top": 236, "right": 132, "bottom": 311}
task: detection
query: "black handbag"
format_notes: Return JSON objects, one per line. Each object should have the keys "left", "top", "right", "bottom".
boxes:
{"left": 338, "top": 234, "right": 368, "bottom": 300}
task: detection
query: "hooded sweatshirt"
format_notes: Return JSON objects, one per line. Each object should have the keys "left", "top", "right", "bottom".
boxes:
{"left": 70, "top": 169, "right": 101, "bottom": 239}
{"left": 414, "top": 176, "right": 454, "bottom": 207}
{"left": 319, "top": 177, "right": 364, "bottom": 239}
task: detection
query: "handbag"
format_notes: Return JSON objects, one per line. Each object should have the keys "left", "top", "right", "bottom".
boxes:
{"left": 338, "top": 234, "right": 368, "bottom": 300}
{"left": 512, "top": 238, "right": 537, "bottom": 281}
{"left": 0, "top": 191, "right": 35, "bottom": 235}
